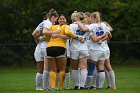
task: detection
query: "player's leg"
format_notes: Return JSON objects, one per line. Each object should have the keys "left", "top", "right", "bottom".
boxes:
{"left": 56, "top": 57, "right": 67, "bottom": 90}
{"left": 86, "top": 59, "right": 96, "bottom": 89}
{"left": 34, "top": 52, "right": 44, "bottom": 90}
{"left": 65, "top": 58, "right": 71, "bottom": 89}
{"left": 105, "top": 59, "right": 116, "bottom": 90}
{"left": 96, "top": 60, "right": 105, "bottom": 89}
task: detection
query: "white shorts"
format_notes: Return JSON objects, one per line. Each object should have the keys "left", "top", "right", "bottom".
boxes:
{"left": 34, "top": 48, "right": 47, "bottom": 62}
{"left": 70, "top": 50, "right": 89, "bottom": 60}
{"left": 105, "top": 50, "right": 110, "bottom": 59}
{"left": 89, "top": 50, "right": 106, "bottom": 62}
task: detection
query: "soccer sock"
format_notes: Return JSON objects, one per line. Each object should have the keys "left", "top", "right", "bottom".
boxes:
{"left": 92, "top": 67, "right": 97, "bottom": 87}
{"left": 86, "top": 62, "right": 95, "bottom": 88}
{"left": 42, "top": 70, "right": 50, "bottom": 89}
{"left": 55, "top": 73, "right": 58, "bottom": 89}
{"left": 86, "top": 76, "right": 93, "bottom": 87}
{"left": 58, "top": 71, "right": 65, "bottom": 89}
{"left": 98, "top": 71, "right": 105, "bottom": 88}
{"left": 80, "top": 69, "right": 87, "bottom": 87}
{"left": 105, "top": 69, "right": 111, "bottom": 87}
{"left": 109, "top": 71, "right": 116, "bottom": 87}
{"left": 72, "top": 70, "right": 79, "bottom": 86}
{"left": 50, "top": 71, "right": 56, "bottom": 89}
{"left": 65, "top": 72, "right": 70, "bottom": 87}
{"left": 35, "top": 73, "right": 43, "bottom": 88}
{"left": 96, "top": 73, "right": 99, "bottom": 88}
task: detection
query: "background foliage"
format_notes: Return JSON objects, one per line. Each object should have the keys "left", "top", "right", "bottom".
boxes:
{"left": 0, "top": 0, "right": 140, "bottom": 66}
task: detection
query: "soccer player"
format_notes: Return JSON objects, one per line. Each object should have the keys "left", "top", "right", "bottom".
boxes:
{"left": 32, "top": 12, "right": 48, "bottom": 91}
{"left": 70, "top": 11, "right": 89, "bottom": 90}
{"left": 42, "top": 9, "right": 59, "bottom": 90}
{"left": 76, "top": 11, "right": 110, "bottom": 89}
{"left": 45, "top": 13, "right": 82, "bottom": 90}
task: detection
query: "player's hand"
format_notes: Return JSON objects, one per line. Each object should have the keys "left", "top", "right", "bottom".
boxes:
{"left": 77, "top": 35, "right": 86, "bottom": 43}
{"left": 54, "top": 30, "right": 60, "bottom": 34}
{"left": 51, "top": 34, "right": 58, "bottom": 38}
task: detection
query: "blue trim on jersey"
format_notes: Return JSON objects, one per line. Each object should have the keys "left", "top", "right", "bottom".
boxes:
{"left": 76, "top": 28, "right": 85, "bottom": 35}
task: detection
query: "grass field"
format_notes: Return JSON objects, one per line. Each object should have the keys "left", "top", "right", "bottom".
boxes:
{"left": 0, "top": 65, "right": 140, "bottom": 93}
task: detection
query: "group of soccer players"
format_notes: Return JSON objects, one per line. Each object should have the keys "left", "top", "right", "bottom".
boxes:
{"left": 32, "top": 9, "right": 116, "bottom": 91}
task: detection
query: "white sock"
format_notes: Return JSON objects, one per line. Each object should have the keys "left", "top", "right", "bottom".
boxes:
{"left": 105, "top": 69, "right": 111, "bottom": 87}
{"left": 86, "top": 76, "right": 93, "bottom": 87}
{"left": 35, "top": 73, "right": 43, "bottom": 88}
{"left": 96, "top": 73, "right": 99, "bottom": 88}
{"left": 80, "top": 69, "right": 87, "bottom": 87}
{"left": 109, "top": 71, "right": 116, "bottom": 87}
{"left": 98, "top": 72, "right": 105, "bottom": 88}
{"left": 72, "top": 70, "right": 79, "bottom": 86}
{"left": 65, "top": 72, "right": 70, "bottom": 87}
{"left": 92, "top": 69, "right": 97, "bottom": 87}
{"left": 42, "top": 70, "right": 50, "bottom": 89}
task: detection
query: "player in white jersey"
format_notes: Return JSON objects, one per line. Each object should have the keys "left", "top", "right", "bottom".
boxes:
{"left": 32, "top": 12, "right": 48, "bottom": 91}
{"left": 70, "top": 11, "right": 89, "bottom": 90}
{"left": 82, "top": 12, "right": 96, "bottom": 89}
{"left": 100, "top": 21, "right": 116, "bottom": 90}
{"left": 65, "top": 39, "right": 71, "bottom": 89}
{"left": 42, "top": 9, "right": 60, "bottom": 91}
{"left": 76, "top": 12, "right": 110, "bottom": 89}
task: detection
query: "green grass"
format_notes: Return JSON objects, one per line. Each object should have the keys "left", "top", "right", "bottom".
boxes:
{"left": 0, "top": 66, "right": 140, "bottom": 93}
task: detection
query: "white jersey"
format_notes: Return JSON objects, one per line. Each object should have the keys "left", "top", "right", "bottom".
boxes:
{"left": 34, "top": 21, "right": 44, "bottom": 53}
{"left": 66, "top": 39, "right": 70, "bottom": 57}
{"left": 40, "top": 19, "right": 52, "bottom": 48}
{"left": 35, "top": 21, "right": 44, "bottom": 31}
{"left": 88, "top": 22, "right": 110, "bottom": 51}
{"left": 69, "top": 23, "right": 88, "bottom": 51}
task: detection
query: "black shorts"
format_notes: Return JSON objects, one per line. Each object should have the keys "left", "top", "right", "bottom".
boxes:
{"left": 47, "top": 46, "right": 66, "bottom": 57}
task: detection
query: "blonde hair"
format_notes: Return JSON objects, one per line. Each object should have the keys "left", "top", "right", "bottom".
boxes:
{"left": 90, "top": 12, "right": 101, "bottom": 23}
{"left": 71, "top": 11, "right": 85, "bottom": 22}
{"left": 71, "top": 11, "right": 79, "bottom": 22}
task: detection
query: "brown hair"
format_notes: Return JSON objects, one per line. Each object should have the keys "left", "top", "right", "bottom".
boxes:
{"left": 42, "top": 12, "right": 47, "bottom": 20}
{"left": 47, "top": 9, "right": 59, "bottom": 18}
{"left": 84, "top": 12, "right": 91, "bottom": 17}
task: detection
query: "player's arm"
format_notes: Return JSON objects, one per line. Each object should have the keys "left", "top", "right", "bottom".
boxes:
{"left": 76, "top": 21, "right": 89, "bottom": 32}
{"left": 51, "top": 34, "right": 70, "bottom": 39}
{"left": 90, "top": 32, "right": 106, "bottom": 42}
{"left": 104, "top": 22, "right": 113, "bottom": 32}
{"left": 32, "top": 29, "right": 42, "bottom": 39}
{"left": 43, "top": 27, "right": 60, "bottom": 35}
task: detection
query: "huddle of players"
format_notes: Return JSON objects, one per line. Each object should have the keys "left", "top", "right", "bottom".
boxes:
{"left": 32, "top": 9, "right": 116, "bottom": 91}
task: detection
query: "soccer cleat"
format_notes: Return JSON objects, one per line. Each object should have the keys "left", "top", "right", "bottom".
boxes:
{"left": 43, "top": 88, "right": 50, "bottom": 91}
{"left": 36, "top": 87, "right": 43, "bottom": 91}
{"left": 74, "top": 86, "right": 79, "bottom": 90}
{"left": 80, "top": 87, "right": 86, "bottom": 90}
{"left": 110, "top": 86, "right": 117, "bottom": 90}
{"left": 50, "top": 88, "right": 55, "bottom": 91}
{"left": 89, "top": 86, "right": 96, "bottom": 90}
{"left": 106, "top": 86, "right": 110, "bottom": 89}
{"left": 85, "top": 86, "right": 90, "bottom": 89}
{"left": 65, "top": 86, "right": 70, "bottom": 89}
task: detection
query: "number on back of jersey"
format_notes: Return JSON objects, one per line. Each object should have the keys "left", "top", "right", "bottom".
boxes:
{"left": 76, "top": 27, "right": 85, "bottom": 35}
{"left": 96, "top": 26, "right": 104, "bottom": 36}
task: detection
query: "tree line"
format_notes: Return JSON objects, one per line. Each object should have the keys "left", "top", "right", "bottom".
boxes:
{"left": 0, "top": 0, "right": 139, "bottom": 66}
